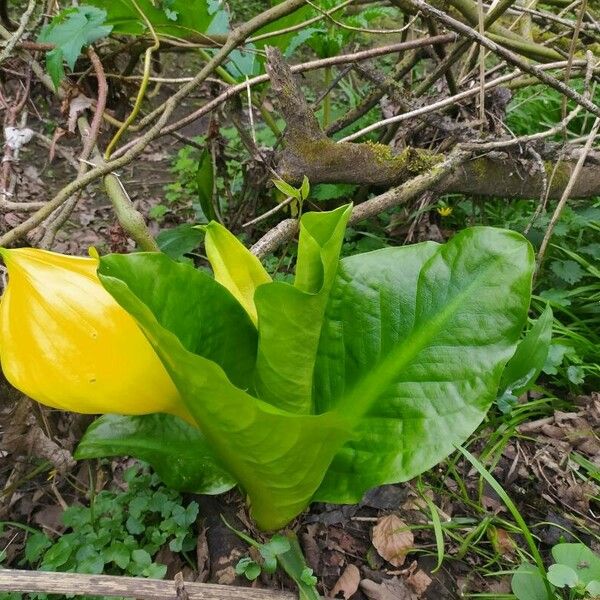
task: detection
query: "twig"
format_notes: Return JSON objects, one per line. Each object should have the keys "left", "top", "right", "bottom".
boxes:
{"left": 305, "top": 0, "right": 419, "bottom": 34}
{"left": 535, "top": 116, "right": 600, "bottom": 274}
{"left": 104, "top": 0, "right": 160, "bottom": 159}
{"left": 0, "top": 0, "right": 36, "bottom": 65}
{"left": 396, "top": 0, "right": 600, "bottom": 118}
{"left": 40, "top": 47, "right": 109, "bottom": 248}
{"left": 560, "top": 0, "right": 588, "bottom": 119}
{"left": 243, "top": 196, "right": 295, "bottom": 227}
{"left": 462, "top": 104, "right": 584, "bottom": 150}
{"left": 250, "top": 218, "right": 298, "bottom": 258}
{"left": 249, "top": 0, "right": 356, "bottom": 43}
{"left": 339, "top": 60, "right": 588, "bottom": 142}
{"left": 477, "top": 0, "right": 486, "bottom": 128}
{"left": 523, "top": 147, "right": 549, "bottom": 235}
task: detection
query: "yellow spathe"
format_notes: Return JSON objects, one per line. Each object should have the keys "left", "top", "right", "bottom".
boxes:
{"left": 0, "top": 247, "right": 190, "bottom": 421}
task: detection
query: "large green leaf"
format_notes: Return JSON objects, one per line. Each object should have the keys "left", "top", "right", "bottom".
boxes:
{"left": 313, "top": 227, "right": 534, "bottom": 502}
{"left": 98, "top": 252, "right": 257, "bottom": 390}
{"left": 75, "top": 414, "right": 235, "bottom": 494}
{"left": 98, "top": 256, "right": 351, "bottom": 530}
{"left": 254, "top": 205, "right": 351, "bottom": 413}
{"left": 86, "top": 0, "right": 223, "bottom": 39}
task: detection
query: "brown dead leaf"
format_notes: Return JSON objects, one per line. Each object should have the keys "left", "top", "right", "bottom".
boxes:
{"left": 361, "top": 577, "right": 417, "bottom": 600}
{"left": 372, "top": 515, "right": 414, "bottom": 567}
{"left": 398, "top": 562, "right": 431, "bottom": 597}
{"left": 405, "top": 568, "right": 432, "bottom": 596}
{"left": 329, "top": 564, "right": 361, "bottom": 599}
{"left": 491, "top": 527, "right": 516, "bottom": 558}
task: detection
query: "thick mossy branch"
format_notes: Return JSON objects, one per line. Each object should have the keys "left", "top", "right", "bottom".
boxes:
{"left": 266, "top": 48, "right": 600, "bottom": 199}
{"left": 440, "top": 151, "right": 600, "bottom": 199}
{"left": 266, "top": 47, "right": 444, "bottom": 186}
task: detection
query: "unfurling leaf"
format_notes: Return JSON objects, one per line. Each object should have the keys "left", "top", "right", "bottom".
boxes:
{"left": 204, "top": 221, "right": 271, "bottom": 324}
{"left": 272, "top": 178, "right": 301, "bottom": 199}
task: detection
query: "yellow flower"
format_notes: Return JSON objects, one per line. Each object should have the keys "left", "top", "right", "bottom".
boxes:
{"left": 0, "top": 247, "right": 190, "bottom": 421}
{"left": 436, "top": 205, "right": 453, "bottom": 217}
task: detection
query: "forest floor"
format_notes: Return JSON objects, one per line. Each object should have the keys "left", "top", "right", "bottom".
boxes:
{"left": 1, "top": 391, "right": 598, "bottom": 599}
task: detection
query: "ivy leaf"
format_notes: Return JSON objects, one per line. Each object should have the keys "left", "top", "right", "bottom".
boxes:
{"left": 38, "top": 7, "right": 112, "bottom": 88}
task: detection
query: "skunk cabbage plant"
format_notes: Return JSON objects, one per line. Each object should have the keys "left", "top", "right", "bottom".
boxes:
{"left": 2, "top": 206, "right": 537, "bottom": 530}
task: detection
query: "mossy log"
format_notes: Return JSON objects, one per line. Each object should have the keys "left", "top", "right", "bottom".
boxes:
{"left": 266, "top": 48, "right": 600, "bottom": 200}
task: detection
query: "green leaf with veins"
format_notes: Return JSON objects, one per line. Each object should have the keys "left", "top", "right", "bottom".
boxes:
{"left": 313, "top": 227, "right": 533, "bottom": 502}
{"left": 75, "top": 414, "right": 235, "bottom": 495}
{"left": 97, "top": 252, "right": 258, "bottom": 390}
{"left": 38, "top": 6, "right": 112, "bottom": 88}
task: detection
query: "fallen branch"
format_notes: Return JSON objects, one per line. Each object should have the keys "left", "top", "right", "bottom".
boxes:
{"left": 0, "top": 569, "right": 296, "bottom": 600}
{"left": 112, "top": 35, "right": 455, "bottom": 157}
